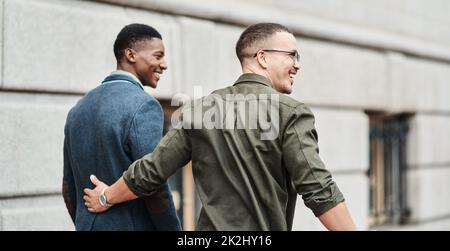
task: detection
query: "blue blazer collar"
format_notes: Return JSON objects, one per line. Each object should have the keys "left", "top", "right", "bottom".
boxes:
{"left": 101, "top": 73, "right": 144, "bottom": 90}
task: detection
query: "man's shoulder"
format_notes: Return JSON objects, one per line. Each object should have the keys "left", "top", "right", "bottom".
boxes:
{"left": 275, "top": 95, "right": 317, "bottom": 126}
{"left": 274, "top": 93, "right": 307, "bottom": 111}
{"left": 69, "top": 82, "right": 161, "bottom": 119}
{"left": 207, "top": 85, "right": 308, "bottom": 111}
{"left": 210, "top": 85, "right": 234, "bottom": 96}
{"left": 97, "top": 81, "right": 157, "bottom": 104}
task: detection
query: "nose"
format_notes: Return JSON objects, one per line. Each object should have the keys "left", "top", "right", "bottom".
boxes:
{"left": 293, "top": 59, "right": 300, "bottom": 71}
{"left": 161, "top": 59, "right": 168, "bottom": 71}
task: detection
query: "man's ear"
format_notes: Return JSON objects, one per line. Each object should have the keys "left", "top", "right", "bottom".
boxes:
{"left": 255, "top": 51, "right": 268, "bottom": 69}
{"left": 124, "top": 48, "right": 136, "bottom": 63}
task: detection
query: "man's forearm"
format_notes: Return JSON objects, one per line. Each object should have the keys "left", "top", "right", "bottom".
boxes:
{"left": 318, "top": 202, "right": 357, "bottom": 231}
{"left": 105, "top": 177, "right": 138, "bottom": 205}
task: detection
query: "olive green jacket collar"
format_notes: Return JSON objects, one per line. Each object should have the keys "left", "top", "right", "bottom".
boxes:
{"left": 233, "top": 73, "right": 274, "bottom": 89}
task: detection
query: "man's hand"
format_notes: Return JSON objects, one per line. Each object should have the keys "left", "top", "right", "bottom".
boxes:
{"left": 83, "top": 175, "right": 110, "bottom": 213}
{"left": 84, "top": 176, "right": 139, "bottom": 212}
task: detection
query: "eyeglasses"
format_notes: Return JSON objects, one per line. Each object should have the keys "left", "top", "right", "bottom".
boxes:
{"left": 254, "top": 49, "right": 300, "bottom": 63}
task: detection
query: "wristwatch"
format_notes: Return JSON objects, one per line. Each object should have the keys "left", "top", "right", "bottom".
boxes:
{"left": 99, "top": 187, "right": 113, "bottom": 208}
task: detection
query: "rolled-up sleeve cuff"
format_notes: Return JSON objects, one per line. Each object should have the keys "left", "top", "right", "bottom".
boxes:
{"left": 305, "top": 184, "right": 345, "bottom": 217}
{"left": 311, "top": 197, "right": 345, "bottom": 217}
{"left": 122, "top": 168, "right": 146, "bottom": 198}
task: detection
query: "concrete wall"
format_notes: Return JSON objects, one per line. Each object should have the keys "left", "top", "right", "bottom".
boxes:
{"left": 276, "top": 0, "right": 450, "bottom": 46}
{"left": 0, "top": 195, "right": 72, "bottom": 231}
{"left": 407, "top": 115, "right": 450, "bottom": 225}
{"left": 1, "top": 0, "right": 449, "bottom": 230}
{"left": 0, "top": 92, "right": 78, "bottom": 230}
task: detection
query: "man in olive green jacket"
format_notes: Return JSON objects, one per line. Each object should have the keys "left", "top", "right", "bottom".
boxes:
{"left": 83, "top": 23, "right": 356, "bottom": 231}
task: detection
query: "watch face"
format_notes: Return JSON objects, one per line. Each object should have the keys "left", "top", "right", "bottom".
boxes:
{"left": 100, "top": 194, "right": 106, "bottom": 206}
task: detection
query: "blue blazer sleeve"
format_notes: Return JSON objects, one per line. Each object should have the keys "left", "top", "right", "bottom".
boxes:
{"left": 62, "top": 127, "right": 77, "bottom": 224}
{"left": 127, "top": 98, "right": 182, "bottom": 230}
{"left": 128, "top": 98, "right": 164, "bottom": 159}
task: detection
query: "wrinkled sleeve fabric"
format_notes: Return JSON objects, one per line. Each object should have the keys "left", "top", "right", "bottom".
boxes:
{"left": 127, "top": 98, "right": 164, "bottom": 160}
{"left": 282, "top": 104, "right": 344, "bottom": 217}
{"left": 126, "top": 98, "right": 181, "bottom": 230}
{"left": 123, "top": 127, "right": 192, "bottom": 197}
{"left": 62, "top": 128, "right": 77, "bottom": 223}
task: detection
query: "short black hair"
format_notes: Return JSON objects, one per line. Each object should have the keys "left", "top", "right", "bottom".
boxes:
{"left": 113, "top": 23, "right": 162, "bottom": 62}
{"left": 235, "top": 23, "right": 292, "bottom": 63}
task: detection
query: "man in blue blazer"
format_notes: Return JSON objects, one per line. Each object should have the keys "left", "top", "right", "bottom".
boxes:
{"left": 62, "top": 24, "right": 181, "bottom": 230}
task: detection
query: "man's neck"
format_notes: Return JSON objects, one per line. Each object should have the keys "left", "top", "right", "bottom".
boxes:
{"left": 113, "top": 66, "right": 144, "bottom": 88}
{"left": 242, "top": 66, "right": 272, "bottom": 83}
{"left": 117, "top": 64, "right": 136, "bottom": 76}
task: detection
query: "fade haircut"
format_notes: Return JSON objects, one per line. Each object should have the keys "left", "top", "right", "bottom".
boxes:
{"left": 113, "top": 23, "right": 162, "bottom": 62}
{"left": 235, "top": 23, "right": 292, "bottom": 64}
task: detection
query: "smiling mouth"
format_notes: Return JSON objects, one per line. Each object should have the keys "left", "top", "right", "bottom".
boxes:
{"left": 289, "top": 72, "right": 296, "bottom": 80}
{"left": 288, "top": 70, "right": 297, "bottom": 85}
{"left": 154, "top": 71, "right": 162, "bottom": 80}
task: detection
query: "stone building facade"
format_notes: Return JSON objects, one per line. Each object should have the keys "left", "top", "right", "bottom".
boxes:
{"left": 1, "top": 0, "right": 449, "bottom": 230}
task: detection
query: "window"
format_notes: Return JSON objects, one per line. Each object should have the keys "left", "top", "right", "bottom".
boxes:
{"left": 367, "top": 112, "right": 411, "bottom": 226}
